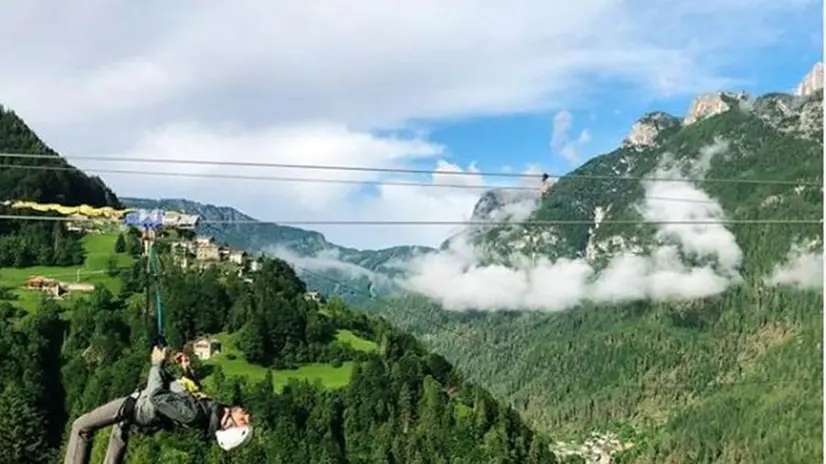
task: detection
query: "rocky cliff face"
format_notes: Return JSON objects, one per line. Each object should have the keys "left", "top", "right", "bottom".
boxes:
{"left": 621, "top": 111, "right": 681, "bottom": 149}
{"left": 441, "top": 187, "right": 541, "bottom": 258}
{"left": 683, "top": 91, "right": 749, "bottom": 125}
{"left": 795, "top": 62, "right": 824, "bottom": 97}
{"left": 469, "top": 188, "right": 537, "bottom": 222}
{"left": 751, "top": 62, "right": 823, "bottom": 139}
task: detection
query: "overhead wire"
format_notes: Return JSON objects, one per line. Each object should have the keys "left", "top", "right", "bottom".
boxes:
{"left": 0, "top": 162, "right": 567, "bottom": 191}
{"left": 0, "top": 151, "right": 821, "bottom": 186}
{"left": 0, "top": 152, "right": 820, "bottom": 226}
{"left": 0, "top": 163, "right": 724, "bottom": 204}
{"left": 2, "top": 161, "right": 822, "bottom": 209}
{"left": 0, "top": 214, "right": 819, "bottom": 226}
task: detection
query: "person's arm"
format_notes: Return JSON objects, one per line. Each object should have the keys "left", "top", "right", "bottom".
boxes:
{"left": 145, "top": 346, "right": 169, "bottom": 395}
{"left": 149, "top": 352, "right": 207, "bottom": 427}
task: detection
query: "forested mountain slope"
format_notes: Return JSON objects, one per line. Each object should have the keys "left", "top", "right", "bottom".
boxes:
{"left": 1, "top": 238, "right": 556, "bottom": 462}
{"left": 0, "top": 106, "right": 122, "bottom": 269}
{"left": 361, "top": 66, "right": 825, "bottom": 462}
{"left": 0, "top": 105, "right": 120, "bottom": 207}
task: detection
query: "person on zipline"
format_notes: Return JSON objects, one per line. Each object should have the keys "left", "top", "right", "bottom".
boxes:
{"left": 64, "top": 346, "right": 253, "bottom": 464}
{"left": 539, "top": 173, "right": 551, "bottom": 197}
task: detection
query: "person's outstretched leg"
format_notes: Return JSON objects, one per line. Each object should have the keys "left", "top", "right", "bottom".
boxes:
{"left": 64, "top": 397, "right": 129, "bottom": 464}
{"left": 102, "top": 422, "right": 130, "bottom": 464}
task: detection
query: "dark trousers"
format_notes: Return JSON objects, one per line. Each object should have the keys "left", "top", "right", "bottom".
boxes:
{"left": 63, "top": 397, "right": 131, "bottom": 464}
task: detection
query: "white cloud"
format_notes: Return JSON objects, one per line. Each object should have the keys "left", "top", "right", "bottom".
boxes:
{"left": 640, "top": 161, "right": 741, "bottom": 274}
{"left": 550, "top": 110, "right": 592, "bottom": 164}
{"left": 692, "top": 137, "right": 730, "bottom": 177}
{"left": 3, "top": 0, "right": 790, "bottom": 129}
{"left": 396, "top": 151, "right": 745, "bottom": 311}
{"left": 103, "top": 121, "right": 442, "bottom": 210}
{"left": 269, "top": 246, "right": 380, "bottom": 281}
{"left": 99, "top": 122, "right": 500, "bottom": 248}
{"left": 490, "top": 196, "right": 539, "bottom": 223}
{"left": 766, "top": 246, "right": 824, "bottom": 290}
{"left": 0, "top": 0, "right": 815, "bottom": 249}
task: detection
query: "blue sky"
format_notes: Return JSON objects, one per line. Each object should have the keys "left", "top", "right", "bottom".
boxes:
{"left": 2, "top": 0, "right": 823, "bottom": 249}
{"left": 426, "top": 32, "right": 823, "bottom": 182}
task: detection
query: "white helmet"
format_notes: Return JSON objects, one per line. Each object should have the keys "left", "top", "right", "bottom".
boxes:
{"left": 215, "top": 425, "right": 253, "bottom": 451}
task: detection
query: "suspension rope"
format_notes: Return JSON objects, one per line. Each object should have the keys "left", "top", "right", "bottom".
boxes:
{"left": 140, "top": 226, "right": 166, "bottom": 347}
{"left": 149, "top": 243, "right": 165, "bottom": 346}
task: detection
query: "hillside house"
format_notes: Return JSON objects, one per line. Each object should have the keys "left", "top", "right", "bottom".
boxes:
{"left": 195, "top": 236, "right": 214, "bottom": 247}
{"left": 170, "top": 241, "right": 196, "bottom": 269}
{"left": 304, "top": 291, "right": 326, "bottom": 304}
{"left": 24, "top": 276, "right": 66, "bottom": 298}
{"left": 25, "top": 276, "right": 60, "bottom": 290}
{"left": 171, "top": 240, "right": 196, "bottom": 254}
{"left": 192, "top": 337, "right": 222, "bottom": 360}
{"left": 196, "top": 243, "right": 222, "bottom": 261}
{"left": 249, "top": 260, "right": 262, "bottom": 272}
{"left": 163, "top": 212, "right": 199, "bottom": 230}
{"left": 227, "top": 249, "right": 247, "bottom": 265}
{"left": 66, "top": 215, "right": 85, "bottom": 232}
{"left": 65, "top": 214, "right": 103, "bottom": 233}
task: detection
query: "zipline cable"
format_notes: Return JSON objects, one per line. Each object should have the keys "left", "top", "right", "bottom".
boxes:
{"left": 0, "top": 214, "right": 820, "bottom": 226}
{"left": 0, "top": 163, "right": 773, "bottom": 204}
{"left": 0, "top": 152, "right": 821, "bottom": 186}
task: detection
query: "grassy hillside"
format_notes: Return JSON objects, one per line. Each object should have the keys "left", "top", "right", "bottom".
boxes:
{"left": 201, "top": 329, "right": 378, "bottom": 392}
{"left": 0, "top": 233, "right": 133, "bottom": 311}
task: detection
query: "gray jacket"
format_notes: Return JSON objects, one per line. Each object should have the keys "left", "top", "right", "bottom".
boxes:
{"left": 129, "top": 360, "right": 224, "bottom": 436}
{"left": 130, "top": 360, "right": 181, "bottom": 426}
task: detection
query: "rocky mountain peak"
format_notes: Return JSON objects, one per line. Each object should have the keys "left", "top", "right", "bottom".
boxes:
{"left": 795, "top": 62, "right": 824, "bottom": 97}
{"left": 683, "top": 91, "right": 749, "bottom": 125}
{"left": 621, "top": 111, "right": 681, "bottom": 149}
{"left": 470, "top": 188, "right": 537, "bottom": 222}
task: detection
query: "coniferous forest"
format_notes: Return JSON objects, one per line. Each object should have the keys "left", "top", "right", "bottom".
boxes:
{"left": 1, "top": 239, "right": 556, "bottom": 463}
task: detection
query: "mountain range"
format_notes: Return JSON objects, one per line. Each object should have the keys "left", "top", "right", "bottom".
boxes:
{"left": 125, "top": 62, "right": 824, "bottom": 462}
{"left": 124, "top": 63, "right": 824, "bottom": 308}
